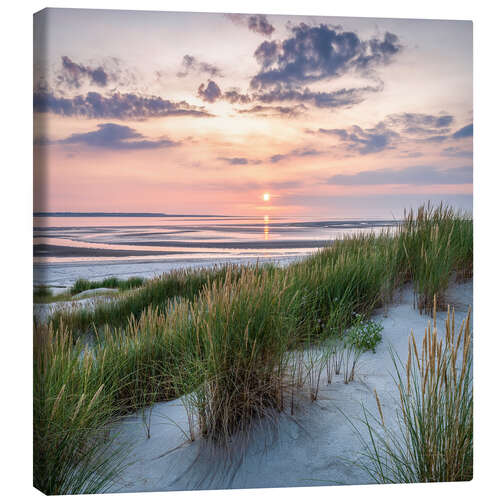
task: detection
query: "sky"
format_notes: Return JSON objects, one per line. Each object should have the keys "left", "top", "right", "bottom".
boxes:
{"left": 33, "top": 8, "right": 473, "bottom": 218}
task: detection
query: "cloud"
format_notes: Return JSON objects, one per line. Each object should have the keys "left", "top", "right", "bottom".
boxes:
{"left": 250, "top": 24, "right": 402, "bottom": 90}
{"left": 326, "top": 165, "right": 472, "bottom": 185}
{"left": 319, "top": 123, "right": 399, "bottom": 154}
{"left": 386, "top": 112, "right": 454, "bottom": 135}
{"left": 452, "top": 123, "right": 473, "bottom": 139}
{"left": 222, "top": 89, "right": 252, "bottom": 104}
{"left": 248, "top": 15, "right": 275, "bottom": 37}
{"left": 270, "top": 147, "right": 323, "bottom": 163}
{"left": 218, "top": 157, "right": 249, "bottom": 165}
{"left": 55, "top": 56, "right": 138, "bottom": 90}
{"left": 217, "top": 156, "right": 264, "bottom": 166}
{"left": 226, "top": 13, "right": 275, "bottom": 37}
{"left": 256, "top": 84, "right": 381, "bottom": 109}
{"left": 269, "top": 154, "right": 286, "bottom": 163}
{"left": 33, "top": 90, "right": 212, "bottom": 119}
{"left": 177, "top": 55, "right": 222, "bottom": 78}
{"left": 237, "top": 104, "right": 307, "bottom": 117}
{"left": 195, "top": 81, "right": 252, "bottom": 105}
{"left": 197, "top": 80, "right": 222, "bottom": 103}
{"left": 57, "top": 56, "right": 109, "bottom": 88}
{"left": 216, "top": 147, "right": 322, "bottom": 165}
{"left": 195, "top": 76, "right": 379, "bottom": 113}
{"left": 58, "top": 123, "right": 178, "bottom": 150}
{"left": 312, "top": 112, "right": 467, "bottom": 155}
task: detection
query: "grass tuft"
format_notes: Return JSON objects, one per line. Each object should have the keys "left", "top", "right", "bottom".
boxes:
{"left": 70, "top": 276, "right": 145, "bottom": 295}
{"left": 353, "top": 299, "right": 473, "bottom": 483}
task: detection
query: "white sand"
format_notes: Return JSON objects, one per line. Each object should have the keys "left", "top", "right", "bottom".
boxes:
{"left": 108, "top": 280, "right": 472, "bottom": 493}
{"left": 71, "top": 287, "right": 119, "bottom": 299}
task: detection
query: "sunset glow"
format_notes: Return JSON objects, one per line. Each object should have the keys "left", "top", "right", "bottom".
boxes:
{"left": 33, "top": 9, "right": 472, "bottom": 218}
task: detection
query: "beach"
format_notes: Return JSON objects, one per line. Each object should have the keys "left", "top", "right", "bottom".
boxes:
{"left": 106, "top": 279, "right": 472, "bottom": 492}
{"left": 33, "top": 207, "right": 473, "bottom": 494}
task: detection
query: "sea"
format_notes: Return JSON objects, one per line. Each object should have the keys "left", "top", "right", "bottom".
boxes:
{"left": 33, "top": 213, "right": 398, "bottom": 288}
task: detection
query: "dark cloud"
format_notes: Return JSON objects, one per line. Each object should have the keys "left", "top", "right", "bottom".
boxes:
{"left": 195, "top": 82, "right": 252, "bottom": 105}
{"left": 218, "top": 157, "right": 248, "bottom": 165}
{"left": 57, "top": 56, "right": 109, "bottom": 88}
{"left": 250, "top": 24, "right": 402, "bottom": 90}
{"left": 223, "top": 90, "right": 252, "bottom": 104}
{"left": 326, "top": 165, "right": 472, "bottom": 186}
{"left": 254, "top": 40, "right": 281, "bottom": 68}
{"left": 177, "top": 55, "right": 222, "bottom": 78}
{"left": 256, "top": 84, "right": 380, "bottom": 109}
{"left": 386, "top": 113, "right": 454, "bottom": 135}
{"left": 221, "top": 157, "right": 248, "bottom": 165}
{"left": 270, "top": 147, "right": 322, "bottom": 163}
{"left": 217, "top": 156, "right": 263, "bottom": 166}
{"left": 58, "top": 123, "right": 178, "bottom": 150}
{"left": 312, "top": 112, "right": 467, "bottom": 155}
{"left": 33, "top": 90, "right": 212, "bottom": 119}
{"left": 226, "top": 13, "right": 275, "bottom": 37}
{"left": 237, "top": 104, "right": 307, "bottom": 117}
{"left": 452, "top": 123, "right": 473, "bottom": 139}
{"left": 319, "top": 123, "right": 399, "bottom": 155}
{"left": 217, "top": 147, "right": 322, "bottom": 165}
{"left": 270, "top": 154, "right": 286, "bottom": 163}
{"left": 248, "top": 15, "right": 275, "bottom": 37}
{"left": 197, "top": 80, "right": 222, "bottom": 103}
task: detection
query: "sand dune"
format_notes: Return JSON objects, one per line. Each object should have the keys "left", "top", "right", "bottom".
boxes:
{"left": 108, "top": 280, "right": 472, "bottom": 493}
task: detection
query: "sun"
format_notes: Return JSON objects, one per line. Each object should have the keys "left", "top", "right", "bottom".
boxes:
{"left": 262, "top": 193, "right": 270, "bottom": 201}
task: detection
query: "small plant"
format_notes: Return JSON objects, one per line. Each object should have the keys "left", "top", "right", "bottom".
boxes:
{"left": 139, "top": 385, "right": 159, "bottom": 439}
{"left": 323, "top": 336, "right": 344, "bottom": 383}
{"left": 345, "top": 316, "right": 383, "bottom": 353}
{"left": 342, "top": 341, "right": 362, "bottom": 384}
{"left": 305, "top": 346, "right": 327, "bottom": 401}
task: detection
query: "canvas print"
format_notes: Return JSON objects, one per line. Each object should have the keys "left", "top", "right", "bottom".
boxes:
{"left": 33, "top": 8, "right": 473, "bottom": 495}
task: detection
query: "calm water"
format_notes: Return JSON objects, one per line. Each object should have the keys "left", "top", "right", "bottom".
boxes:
{"left": 33, "top": 214, "right": 398, "bottom": 286}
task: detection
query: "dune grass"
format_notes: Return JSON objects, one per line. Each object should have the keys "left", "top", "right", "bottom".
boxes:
{"left": 353, "top": 298, "right": 472, "bottom": 483}
{"left": 33, "top": 203, "right": 473, "bottom": 493}
{"left": 394, "top": 203, "right": 473, "bottom": 313}
{"left": 33, "top": 322, "right": 128, "bottom": 494}
{"left": 49, "top": 265, "right": 247, "bottom": 334}
{"left": 181, "top": 268, "right": 299, "bottom": 446}
{"left": 70, "top": 276, "right": 145, "bottom": 295}
{"left": 33, "top": 285, "right": 53, "bottom": 302}
{"left": 48, "top": 203, "right": 471, "bottom": 337}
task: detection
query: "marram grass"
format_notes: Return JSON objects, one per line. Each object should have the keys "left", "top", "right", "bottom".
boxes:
{"left": 353, "top": 297, "right": 472, "bottom": 483}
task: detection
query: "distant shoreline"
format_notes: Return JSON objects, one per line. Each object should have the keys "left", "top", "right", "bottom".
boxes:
{"left": 33, "top": 212, "right": 230, "bottom": 218}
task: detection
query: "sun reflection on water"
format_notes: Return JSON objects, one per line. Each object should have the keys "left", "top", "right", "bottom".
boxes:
{"left": 263, "top": 215, "right": 269, "bottom": 240}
